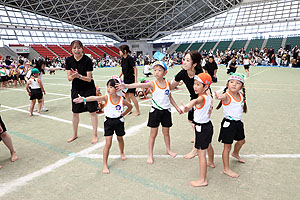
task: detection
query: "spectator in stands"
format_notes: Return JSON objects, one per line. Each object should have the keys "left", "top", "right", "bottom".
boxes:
{"left": 203, "top": 56, "right": 218, "bottom": 82}
{"left": 5, "top": 56, "right": 12, "bottom": 66}
{"left": 66, "top": 40, "right": 99, "bottom": 144}
{"left": 119, "top": 45, "right": 140, "bottom": 116}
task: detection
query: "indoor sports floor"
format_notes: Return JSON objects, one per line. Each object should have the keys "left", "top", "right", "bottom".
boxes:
{"left": 0, "top": 65, "right": 299, "bottom": 200}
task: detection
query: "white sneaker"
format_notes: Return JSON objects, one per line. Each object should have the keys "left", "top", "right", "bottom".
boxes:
{"left": 41, "top": 106, "right": 48, "bottom": 112}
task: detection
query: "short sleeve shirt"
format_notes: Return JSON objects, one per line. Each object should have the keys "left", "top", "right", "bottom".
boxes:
{"left": 121, "top": 55, "right": 136, "bottom": 83}
{"left": 175, "top": 68, "right": 203, "bottom": 100}
{"left": 66, "top": 55, "right": 95, "bottom": 91}
{"left": 203, "top": 62, "right": 218, "bottom": 78}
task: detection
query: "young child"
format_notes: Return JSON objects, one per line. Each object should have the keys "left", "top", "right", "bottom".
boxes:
{"left": 0, "top": 115, "right": 18, "bottom": 168}
{"left": 117, "top": 61, "right": 183, "bottom": 164}
{"left": 215, "top": 73, "right": 247, "bottom": 178}
{"left": 26, "top": 68, "right": 46, "bottom": 116}
{"left": 73, "top": 77, "right": 132, "bottom": 174}
{"left": 95, "top": 85, "right": 104, "bottom": 114}
{"left": 243, "top": 55, "right": 251, "bottom": 77}
{"left": 181, "top": 73, "right": 214, "bottom": 187}
{"left": 136, "top": 78, "right": 150, "bottom": 99}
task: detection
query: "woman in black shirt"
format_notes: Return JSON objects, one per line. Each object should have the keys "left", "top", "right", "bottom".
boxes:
{"left": 119, "top": 45, "right": 140, "bottom": 116}
{"left": 66, "top": 40, "right": 98, "bottom": 144}
{"left": 171, "top": 51, "right": 215, "bottom": 164}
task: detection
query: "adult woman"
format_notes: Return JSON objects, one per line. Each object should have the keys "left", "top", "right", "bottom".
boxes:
{"left": 119, "top": 45, "right": 140, "bottom": 116}
{"left": 66, "top": 40, "right": 98, "bottom": 144}
{"left": 171, "top": 51, "right": 214, "bottom": 163}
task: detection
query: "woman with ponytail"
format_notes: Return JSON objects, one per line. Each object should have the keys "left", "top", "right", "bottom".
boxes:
{"left": 171, "top": 51, "right": 215, "bottom": 164}
{"left": 215, "top": 73, "right": 247, "bottom": 178}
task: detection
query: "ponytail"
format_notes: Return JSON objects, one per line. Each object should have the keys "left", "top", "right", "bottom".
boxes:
{"left": 242, "top": 87, "right": 247, "bottom": 113}
{"left": 216, "top": 87, "right": 228, "bottom": 110}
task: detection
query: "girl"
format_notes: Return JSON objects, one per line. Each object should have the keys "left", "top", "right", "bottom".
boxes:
{"left": 119, "top": 45, "right": 140, "bottom": 116}
{"left": 243, "top": 55, "right": 251, "bottom": 77}
{"left": 117, "top": 61, "right": 183, "bottom": 164}
{"left": 26, "top": 68, "right": 46, "bottom": 116}
{"left": 171, "top": 51, "right": 214, "bottom": 162}
{"left": 73, "top": 77, "right": 132, "bottom": 174}
{"left": 215, "top": 73, "right": 247, "bottom": 178}
{"left": 181, "top": 73, "right": 214, "bottom": 187}
{"left": 0, "top": 115, "right": 18, "bottom": 168}
{"left": 66, "top": 40, "right": 98, "bottom": 144}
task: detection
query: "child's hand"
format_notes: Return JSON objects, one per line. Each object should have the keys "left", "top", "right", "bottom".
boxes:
{"left": 214, "top": 91, "right": 220, "bottom": 100}
{"left": 116, "top": 83, "right": 126, "bottom": 90}
{"left": 28, "top": 92, "right": 31, "bottom": 96}
{"left": 180, "top": 102, "right": 188, "bottom": 113}
{"left": 73, "top": 94, "right": 84, "bottom": 104}
{"left": 176, "top": 107, "right": 184, "bottom": 114}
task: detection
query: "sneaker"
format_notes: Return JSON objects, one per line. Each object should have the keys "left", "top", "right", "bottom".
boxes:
{"left": 41, "top": 106, "right": 48, "bottom": 112}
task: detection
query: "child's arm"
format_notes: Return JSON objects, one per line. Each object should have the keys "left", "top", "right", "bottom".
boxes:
{"left": 170, "top": 80, "right": 180, "bottom": 90}
{"left": 121, "top": 99, "right": 133, "bottom": 117}
{"left": 169, "top": 93, "right": 183, "bottom": 114}
{"left": 215, "top": 91, "right": 229, "bottom": 104}
{"left": 37, "top": 79, "right": 46, "bottom": 95}
{"left": 116, "top": 81, "right": 154, "bottom": 90}
{"left": 181, "top": 96, "right": 204, "bottom": 113}
{"left": 25, "top": 80, "right": 31, "bottom": 96}
{"left": 73, "top": 95, "right": 107, "bottom": 104}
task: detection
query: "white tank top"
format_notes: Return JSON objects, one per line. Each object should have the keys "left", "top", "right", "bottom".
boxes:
{"left": 151, "top": 80, "right": 171, "bottom": 110}
{"left": 30, "top": 78, "right": 41, "bottom": 89}
{"left": 193, "top": 94, "right": 212, "bottom": 124}
{"left": 104, "top": 95, "right": 124, "bottom": 118}
{"left": 223, "top": 92, "right": 243, "bottom": 120}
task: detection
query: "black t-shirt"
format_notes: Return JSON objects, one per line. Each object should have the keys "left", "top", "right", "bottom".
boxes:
{"left": 121, "top": 55, "right": 136, "bottom": 83}
{"left": 203, "top": 61, "right": 218, "bottom": 78}
{"left": 66, "top": 55, "right": 95, "bottom": 91}
{"left": 175, "top": 68, "right": 203, "bottom": 100}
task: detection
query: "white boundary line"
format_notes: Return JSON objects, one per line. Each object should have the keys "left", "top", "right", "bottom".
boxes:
{"left": 78, "top": 154, "right": 300, "bottom": 159}
{"left": 0, "top": 105, "right": 104, "bottom": 133}
{"left": 6, "top": 88, "right": 69, "bottom": 97}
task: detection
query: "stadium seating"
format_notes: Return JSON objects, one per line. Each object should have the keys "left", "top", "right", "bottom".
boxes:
{"left": 61, "top": 45, "right": 72, "bottom": 54}
{"left": 230, "top": 40, "right": 247, "bottom": 50}
{"left": 246, "top": 39, "right": 264, "bottom": 52}
{"left": 108, "top": 46, "right": 120, "bottom": 54}
{"left": 83, "top": 46, "right": 101, "bottom": 58}
{"left": 265, "top": 38, "right": 283, "bottom": 52}
{"left": 30, "top": 44, "right": 56, "bottom": 59}
{"left": 188, "top": 42, "right": 203, "bottom": 51}
{"left": 200, "top": 42, "right": 217, "bottom": 52}
{"left": 97, "top": 45, "right": 119, "bottom": 57}
{"left": 86, "top": 45, "right": 105, "bottom": 57}
{"left": 175, "top": 43, "right": 190, "bottom": 53}
{"left": 9, "top": 44, "right": 25, "bottom": 47}
{"left": 286, "top": 37, "right": 300, "bottom": 49}
{"left": 46, "top": 45, "right": 71, "bottom": 57}
{"left": 215, "top": 41, "right": 231, "bottom": 52}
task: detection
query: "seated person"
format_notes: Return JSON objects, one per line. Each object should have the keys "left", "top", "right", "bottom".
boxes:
{"left": 136, "top": 78, "right": 151, "bottom": 99}
{"left": 143, "top": 60, "right": 152, "bottom": 77}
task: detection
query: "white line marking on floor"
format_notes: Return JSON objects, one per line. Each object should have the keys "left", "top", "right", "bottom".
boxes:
{"left": 79, "top": 154, "right": 300, "bottom": 159}
{"left": 6, "top": 88, "right": 69, "bottom": 97}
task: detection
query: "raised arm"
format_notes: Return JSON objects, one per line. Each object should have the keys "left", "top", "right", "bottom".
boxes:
{"left": 73, "top": 95, "right": 107, "bottom": 104}
{"left": 116, "top": 81, "right": 154, "bottom": 90}
{"left": 181, "top": 96, "right": 204, "bottom": 113}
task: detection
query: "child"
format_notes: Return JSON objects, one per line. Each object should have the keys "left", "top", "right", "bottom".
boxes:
{"left": 26, "top": 68, "right": 46, "bottom": 116}
{"left": 243, "top": 55, "right": 251, "bottom": 77}
{"left": 95, "top": 85, "right": 104, "bottom": 114}
{"left": 18, "top": 65, "right": 26, "bottom": 86}
{"left": 181, "top": 73, "right": 214, "bottom": 187}
{"left": 73, "top": 77, "right": 132, "bottom": 174}
{"left": 215, "top": 73, "right": 247, "bottom": 178}
{"left": 0, "top": 115, "right": 18, "bottom": 168}
{"left": 117, "top": 61, "right": 183, "bottom": 164}
{"left": 136, "top": 78, "right": 150, "bottom": 99}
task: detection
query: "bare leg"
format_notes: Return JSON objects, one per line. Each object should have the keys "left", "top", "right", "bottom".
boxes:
{"left": 222, "top": 143, "right": 239, "bottom": 178}
{"left": 103, "top": 136, "right": 112, "bottom": 174}
{"left": 29, "top": 99, "right": 36, "bottom": 116}
{"left": 37, "top": 99, "right": 43, "bottom": 113}
{"left": 117, "top": 136, "right": 126, "bottom": 160}
{"left": 162, "top": 127, "right": 176, "bottom": 158}
{"left": 67, "top": 113, "right": 79, "bottom": 143}
{"left": 207, "top": 143, "right": 215, "bottom": 168}
{"left": 232, "top": 139, "right": 246, "bottom": 163}
{"left": 190, "top": 149, "right": 208, "bottom": 187}
{"left": 184, "top": 124, "right": 197, "bottom": 159}
{"left": 90, "top": 112, "right": 98, "bottom": 144}
{"left": 1, "top": 132, "right": 18, "bottom": 162}
{"left": 129, "top": 93, "right": 140, "bottom": 116}
{"left": 147, "top": 127, "right": 158, "bottom": 164}
{"left": 125, "top": 93, "right": 132, "bottom": 115}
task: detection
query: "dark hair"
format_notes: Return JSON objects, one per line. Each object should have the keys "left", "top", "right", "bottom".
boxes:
{"left": 71, "top": 40, "right": 83, "bottom": 49}
{"left": 188, "top": 51, "right": 203, "bottom": 72}
{"left": 208, "top": 56, "right": 214, "bottom": 60}
{"left": 106, "top": 79, "right": 119, "bottom": 88}
{"left": 216, "top": 83, "right": 247, "bottom": 113}
{"left": 145, "top": 60, "right": 150, "bottom": 65}
{"left": 35, "top": 59, "right": 46, "bottom": 74}
{"left": 119, "top": 45, "right": 131, "bottom": 54}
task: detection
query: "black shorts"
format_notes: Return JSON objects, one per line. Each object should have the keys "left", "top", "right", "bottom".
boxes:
{"left": 19, "top": 75, "right": 25, "bottom": 80}
{"left": 71, "top": 88, "right": 98, "bottom": 113}
{"left": 0, "top": 116, "right": 7, "bottom": 142}
{"left": 218, "top": 118, "right": 245, "bottom": 144}
{"left": 104, "top": 117, "right": 125, "bottom": 137}
{"left": 30, "top": 88, "right": 43, "bottom": 100}
{"left": 12, "top": 75, "right": 18, "bottom": 80}
{"left": 1, "top": 76, "right": 7, "bottom": 82}
{"left": 147, "top": 107, "right": 172, "bottom": 128}
{"left": 124, "top": 79, "right": 136, "bottom": 94}
{"left": 188, "top": 109, "right": 194, "bottom": 121}
{"left": 193, "top": 121, "right": 213, "bottom": 150}
{"left": 227, "top": 68, "right": 237, "bottom": 74}
{"left": 244, "top": 65, "right": 250, "bottom": 70}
